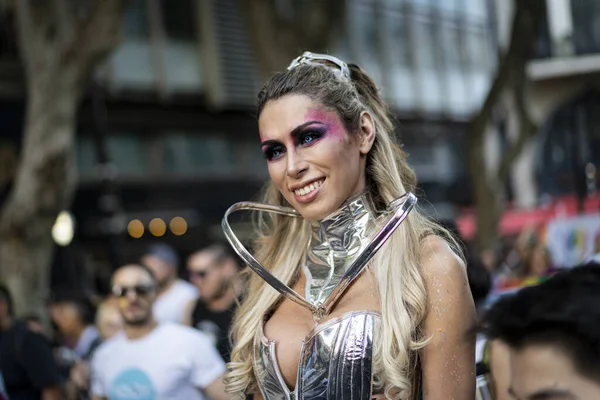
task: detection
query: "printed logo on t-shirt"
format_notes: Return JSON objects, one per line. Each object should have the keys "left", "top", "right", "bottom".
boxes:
{"left": 109, "top": 368, "right": 156, "bottom": 400}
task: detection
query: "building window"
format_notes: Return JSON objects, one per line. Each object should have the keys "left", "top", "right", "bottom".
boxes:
{"left": 107, "top": 133, "right": 148, "bottom": 176}
{"left": 571, "top": 0, "right": 600, "bottom": 56}
{"left": 107, "top": 0, "right": 202, "bottom": 94}
{"left": 163, "top": 134, "right": 234, "bottom": 176}
{"left": 234, "top": 141, "right": 269, "bottom": 175}
{"left": 347, "top": 0, "right": 384, "bottom": 89}
{"left": 385, "top": 2, "right": 415, "bottom": 109}
{"left": 76, "top": 137, "right": 98, "bottom": 177}
{"left": 411, "top": 9, "right": 444, "bottom": 112}
{"left": 536, "top": 91, "right": 600, "bottom": 197}
{"left": 160, "top": 0, "right": 202, "bottom": 92}
{"left": 110, "top": 1, "right": 156, "bottom": 90}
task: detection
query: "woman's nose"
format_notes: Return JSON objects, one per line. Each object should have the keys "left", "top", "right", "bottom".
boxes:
{"left": 286, "top": 150, "right": 308, "bottom": 178}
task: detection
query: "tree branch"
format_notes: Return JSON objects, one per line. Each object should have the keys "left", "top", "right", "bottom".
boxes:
{"left": 497, "top": 68, "right": 539, "bottom": 183}
{"left": 62, "top": 0, "right": 127, "bottom": 85}
{"left": 301, "top": 0, "right": 346, "bottom": 52}
{"left": 468, "top": 0, "right": 545, "bottom": 142}
{"left": 241, "top": 0, "right": 347, "bottom": 77}
{"left": 52, "top": 0, "right": 74, "bottom": 48}
{"left": 15, "top": 0, "right": 38, "bottom": 78}
{"left": 467, "top": 0, "right": 546, "bottom": 250}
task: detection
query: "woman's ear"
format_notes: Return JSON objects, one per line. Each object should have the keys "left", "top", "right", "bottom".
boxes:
{"left": 358, "top": 111, "right": 376, "bottom": 155}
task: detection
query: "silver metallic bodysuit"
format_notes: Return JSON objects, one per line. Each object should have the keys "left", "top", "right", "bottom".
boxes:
{"left": 222, "top": 192, "right": 417, "bottom": 399}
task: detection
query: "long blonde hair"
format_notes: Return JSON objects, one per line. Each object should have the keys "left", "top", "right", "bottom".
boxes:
{"left": 225, "top": 59, "right": 460, "bottom": 399}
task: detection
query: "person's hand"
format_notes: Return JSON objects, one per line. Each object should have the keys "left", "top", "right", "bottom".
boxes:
{"left": 69, "top": 361, "right": 90, "bottom": 390}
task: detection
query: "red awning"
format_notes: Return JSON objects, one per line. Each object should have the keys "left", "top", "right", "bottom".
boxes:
{"left": 456, "top": 194, "right": 600, "bottom": 241}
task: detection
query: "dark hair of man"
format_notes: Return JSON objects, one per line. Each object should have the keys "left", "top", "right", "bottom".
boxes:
{"left": 0, "top": 284, "right": 13, "bottom": 317}
{"left": 112, "top": 263, "right": 157, "bottom": 286}
{"left": 49, "top": 291, "right": 97, "bottom": 325}
{"left": 466, "top": 257, "right": 492, "bottom": 305}
{"left": 481, "top": 262, "right": 600, "bottom": 381}
{"left": 203, "top": 243, "right": 242, "bottom": 270}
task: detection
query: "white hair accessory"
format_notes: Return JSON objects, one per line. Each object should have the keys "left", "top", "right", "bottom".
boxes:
{"left": 287, "top": 51, "right": 351, "bottom": 81}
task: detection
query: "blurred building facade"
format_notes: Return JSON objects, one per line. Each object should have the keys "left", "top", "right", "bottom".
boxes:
{"left": 0, "top": 0, "right": 498, "bottom": 282}
{"left": 493, "top": 0, "right": 600, "bottom": 210}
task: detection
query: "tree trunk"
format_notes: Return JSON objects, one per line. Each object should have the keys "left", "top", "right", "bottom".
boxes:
{"left": 0, "top": 67, "right": 78, "bottom": 316}
{"left": 468, "top": 129, "right": 503, "bottom": 252}
{"left": 468, "top": 0, "right": 545, "bottom": 252}
{"left": 240, "top": 0, "right": 346, "bottom": 77}
{"left": 0, "top": 0, "right": 126, "bottom": 316}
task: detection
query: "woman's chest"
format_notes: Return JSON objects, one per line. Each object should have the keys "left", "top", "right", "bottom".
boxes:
{"left": 262, "top": 271, "right": 380, "bottom": 388}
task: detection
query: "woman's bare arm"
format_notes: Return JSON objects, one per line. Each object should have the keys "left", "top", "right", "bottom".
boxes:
{"left": 419, "top": 236, "right": 477, "bottom": 399}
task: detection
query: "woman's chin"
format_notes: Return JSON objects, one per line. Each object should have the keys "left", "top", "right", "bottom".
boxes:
{"left": 294, "top": 201, "right": 336, "bottom": 222}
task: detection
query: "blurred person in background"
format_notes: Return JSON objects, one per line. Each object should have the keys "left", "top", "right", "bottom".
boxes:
{"left": 91, "top": 264, "right": 229, "bottom": 400}
{"left": 467, "top": 257, "right": 492, "bottom": 319}
{"left": 184, "top": 244, "right": 242, "bottom": 363}
{"left": 49, "top": 292, "right": 100, "bottom": 363}
{"left": 22, "top": 314, "right": 47, "bottom": 337}
{"left": 95, "top": 299, "right": 122, "bottom": 341}
{"left": 49, "top": 292, "right": 100, "bottom": 400}
{"left": 66, "top": 300, "right": 123, "bottom": 400}
{"left": 586, "top": 231, "right": 600, "bottom": 263}
{"left": 493, "top": 232, "right": 554, "bottom": 295}
{"left": 141, "top": 243, "right": 198, "bottom": 324}
{"left": 481, "top": 262, "right": 600, "bottom": 399}
{"left": 0, "top": 285, "right": 63, "bottom": 400}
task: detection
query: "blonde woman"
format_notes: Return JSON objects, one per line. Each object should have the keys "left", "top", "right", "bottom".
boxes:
{"left": 223, "top": 52, "right": 476, "bottom": 399}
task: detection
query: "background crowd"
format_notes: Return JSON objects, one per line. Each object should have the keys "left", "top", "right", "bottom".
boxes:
{"left": 0, "top": 242, "right": 241, "bottom": 400}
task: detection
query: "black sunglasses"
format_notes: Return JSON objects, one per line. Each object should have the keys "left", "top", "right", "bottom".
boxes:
{"left": 189, "top": 269, "right": 214, "bottom": 280}
{"left": 112, "top": 284, "right": 155, "bottom": 298}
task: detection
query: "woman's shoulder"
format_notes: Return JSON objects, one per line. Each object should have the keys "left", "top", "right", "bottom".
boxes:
{"left": 418, "top": 234, "right": 467, "bottom": 289}
{"left": 419, "top": 234, "right": 464, "bottom": 267}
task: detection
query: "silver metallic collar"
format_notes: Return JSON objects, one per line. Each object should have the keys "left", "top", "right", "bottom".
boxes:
{"left": 221, "top": 191, "right": 417, "bottom": 318}
{"left": 303, "top": 192, "right": 378, "bottom": 308}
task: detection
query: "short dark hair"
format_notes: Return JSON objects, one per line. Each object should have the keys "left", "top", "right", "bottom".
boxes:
{"left": 0, "top": 284, "right": 13, "bottom": 316}
{"left": 112, "top": 263, "right": 157, "bottom": 286}
{"left": 22, "top": 314, "right": 42, "bottom": 324}
{"left": 481, "top": 263, "right": 600, "bottom": 381}
{"left": 206, "top": 243, "right": 240, "bottom": 266}
{"left": 49, "top": 290, "right": 96, "bottom": 325}
{"left": 466, "top": 257, "right": 492, "bottom": 305}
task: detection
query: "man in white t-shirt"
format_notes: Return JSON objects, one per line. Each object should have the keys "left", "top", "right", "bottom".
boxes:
{"left": 91, "top": 264, "right": 228, "bottom": 400}
{"left": 141, "top": 244, "right": 198, "bottom": 324}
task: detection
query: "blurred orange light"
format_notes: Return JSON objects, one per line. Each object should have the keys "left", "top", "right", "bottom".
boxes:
{"left": 127, "top": 219, "right": 144, "bottom": 239}
{"left": 149, "top": 218, "right": 166, "bottom": 237}
{"left": 169, "top": 217, "right": 187, "bottom": 236}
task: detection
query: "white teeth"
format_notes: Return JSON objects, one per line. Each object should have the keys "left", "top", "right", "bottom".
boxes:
{"left": 294, "top": 180, "right": 323, "bottom": 196}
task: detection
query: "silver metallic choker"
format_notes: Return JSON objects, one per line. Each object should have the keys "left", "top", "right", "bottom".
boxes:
{"left": 222, "top": 191, "right": 417, "bottom": 320}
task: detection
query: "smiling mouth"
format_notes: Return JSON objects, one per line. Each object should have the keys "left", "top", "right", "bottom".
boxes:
{"left": 294, "top": 179, "right": 324, "bottom": 196}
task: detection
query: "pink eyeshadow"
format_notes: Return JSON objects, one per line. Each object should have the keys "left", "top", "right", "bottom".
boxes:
{"left": 305, "top": 109, "right": 345, "bottom": 138}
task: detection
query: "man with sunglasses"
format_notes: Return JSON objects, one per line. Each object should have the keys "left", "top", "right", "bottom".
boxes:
{"left": 184, "top": 244, "right": 243, "bottom": 363}
{"left": 90, "top": 264, "right": 229, "bottom": 400}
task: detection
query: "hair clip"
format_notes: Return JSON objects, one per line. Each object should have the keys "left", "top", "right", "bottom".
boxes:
{"left": 287, "top": 51, "right": 351, "bottom": 81}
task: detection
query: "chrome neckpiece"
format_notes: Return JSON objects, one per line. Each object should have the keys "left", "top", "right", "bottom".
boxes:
{"left": 222, "top": 192, "right": 417, "bottom": 400}
{"left": 221, "top": 191, "right": 417, "bottom": 319}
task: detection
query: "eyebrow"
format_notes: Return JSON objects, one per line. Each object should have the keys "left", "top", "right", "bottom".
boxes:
{"left": 508, "top": 387, "right": 576, "bottom": 400}
{"left": 260, "top": 120, "right": 325, "bottom": 147}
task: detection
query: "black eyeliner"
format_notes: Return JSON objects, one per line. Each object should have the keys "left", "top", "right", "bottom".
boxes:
{"left": 295, "top": 127, "right": 327, "bottom": 145}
